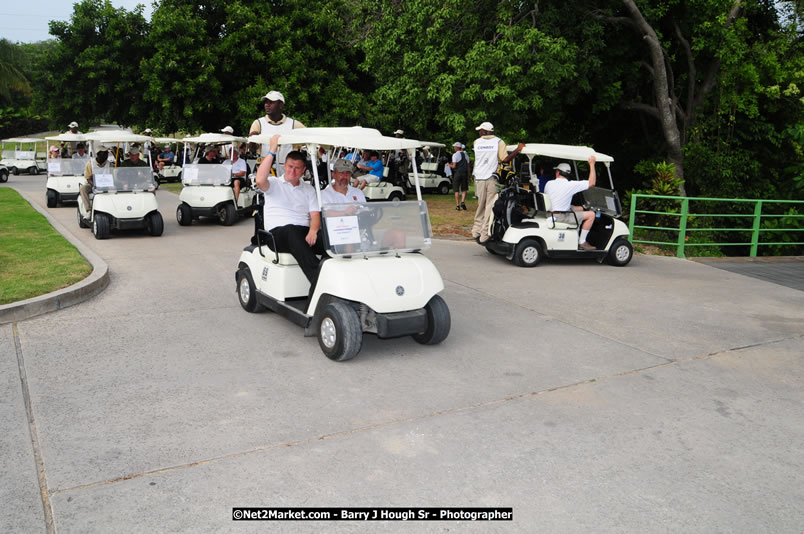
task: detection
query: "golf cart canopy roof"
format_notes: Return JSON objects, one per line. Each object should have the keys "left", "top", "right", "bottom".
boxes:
{"left": 153, "top": 137, "right": 180, "bottom": 144}
{"left": 508, "top": 143, "right": 614, "bottom": 163}
{"left": 419, "top": 141, "right": 446, "bottom": 148}
{"left": 45, "top": 133, "right": 88, "bottom": 142}
{"left": 181, "top": 133, "right": 246, "bottom": 144}
{"left": 250, "top": 126, "right": 421, "bottom": 151}
{"left": 86, "top": 131, "right": 154, "bottom": 144}
{"left": 3, "top": 137, "right": 44, "bottom": 143}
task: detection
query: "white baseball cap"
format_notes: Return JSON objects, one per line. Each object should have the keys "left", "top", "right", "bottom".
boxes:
{"left": 475, "top": 121, "right": 494, "bottom": 131}
{"left": 452, "top": 141, "right": 462, "bottom": 148}
{"left": 68, "top": 121, "right": 79, "bottom": 128}
{"left": 393, "top": 129, "right": 404, "bottom": 135}
{"left": 260, "top": 90, "right": 285, "bottom": 103}
{"left": 220, "top": 126, "right": 234, "bottom": 134}
{"left": 554, "top": 163, "right": 572, "bottom": 174}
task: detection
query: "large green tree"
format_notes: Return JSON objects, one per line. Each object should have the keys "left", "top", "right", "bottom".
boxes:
{"left": 38, "top": 0, "right": 149, "bottom": 129}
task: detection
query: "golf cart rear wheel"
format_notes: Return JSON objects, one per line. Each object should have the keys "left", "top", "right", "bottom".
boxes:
{"left": 176, "top": 203, "right": 192, "bottom": 226}
{"left": 28, "top": 166, "right": 39, "bottom": 175}
{"left": 438, "top": 182, "right": 450, "bottom": 195}
{"left": 513, "top": 238, "right": 542, "bottom": 267}
{"left": 147, "top": 211, "right": 164, "bottom": 236}
{"left": 46, "top": 189, "right": 58, "bottom": 207}
{"left": 388, "top": 191, "right": 404, "bottom": 202}
{"left": 412, "top": 295, "right": 451, "bottom": 345}
{"left": 219, "top": 203, "right": 236, "bottom": 226}
{"left": 92, "top": 213, "right": 110, "bottom": 240}
{"left": 236, "top": 268, "right": 265, "bottom": 313}
{"left": 0, "top": 169, "right": 8, "bottom": 182}
{"left": 607, "top": 238, "right": 633, "bottom": 266}
{"left": 11, "top": 167, "right": 19, "bottom": 175}
{"left": 318, "top": 301, "right": 362, "bottom": 362}
{"left": 77, "top": 206, "right": 89, "bottom": 228}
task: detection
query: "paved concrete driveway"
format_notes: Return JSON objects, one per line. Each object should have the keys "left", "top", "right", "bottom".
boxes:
{"left": 3, "top": 176, "right": 803, "bottom": 533}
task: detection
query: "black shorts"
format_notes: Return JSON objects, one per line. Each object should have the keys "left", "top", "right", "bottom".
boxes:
{"left": 452, "top": 170, "right": 468, "bottom": 192}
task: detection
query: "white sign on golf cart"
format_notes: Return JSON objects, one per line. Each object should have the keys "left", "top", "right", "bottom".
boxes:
{"left": 240, "top": 126, "right": 448, "bottom": 362}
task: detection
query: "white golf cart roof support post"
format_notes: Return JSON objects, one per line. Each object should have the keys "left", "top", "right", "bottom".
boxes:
{"left": 605, "top": 163, "right": 614, "bottom": 190}
{"left": 409, "top": 148, "right": 422, "bottom": 202}
{"left": 307, "top": 142, "right": 324, "bottom": 209}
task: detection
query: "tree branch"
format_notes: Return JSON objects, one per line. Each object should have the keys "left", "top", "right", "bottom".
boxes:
{"left": 622, "top": 101, "right": 661, "bottom": 120}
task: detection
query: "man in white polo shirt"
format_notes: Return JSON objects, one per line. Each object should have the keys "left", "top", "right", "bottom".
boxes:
{"left": 255, "top": 136, "right": 324, "bottom": 292}
{"left": 322, "top": 159, "right": 366, "bottom": 205}
{"left": 544, "top": 155, "right": 597, "bottom": 250}
{"left": 248, "top": 90, "right": 306, "bottom": 175}
{"left": 472, "top": 121, "right": 524, "bottom": 244}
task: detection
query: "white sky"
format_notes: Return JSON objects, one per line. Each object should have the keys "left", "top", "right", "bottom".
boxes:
{"left": 0, "top": 0, "right": 154, "bottom": 43}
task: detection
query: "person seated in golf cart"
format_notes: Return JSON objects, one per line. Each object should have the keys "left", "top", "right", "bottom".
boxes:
{"left": 543, "top": 155, "right": 597, "bottom": 250}
{"left": 198, "top": 146, "right": 221, "bottom": 165}
{"left": 120, "top": 145, "right": 148, "bottom": 167}
{"left": 72, "top": 143, "right": 89, "bottom": 160}
{"left": 322, "top": 158, "right": 365, "bottom": 206}
{"left": 354, "top": 150, "right": 383, "bottom": 190}
{"left": 157, "top": 144, "right": 174, "bottom": 170}
{"left": 48, "top": 145, "right": 60, "bottom": 159}
{"left": 254, "top": 136, "right": 325, "bottom": 297}
{"left": 226, "top": 145, "right": 248, "bottom": 203}
{"left": 81, "top": 144, "right": 113, "bottom": 211}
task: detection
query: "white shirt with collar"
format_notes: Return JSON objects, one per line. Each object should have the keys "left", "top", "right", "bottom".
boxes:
{"left": 263, "top": 176, "right": 319, "bottom": 230}
{"left": 321, "top": 184, "right": 366, "bottom": 205}
{"left": 544, "top": 177, "right": 590, "bottom": 212}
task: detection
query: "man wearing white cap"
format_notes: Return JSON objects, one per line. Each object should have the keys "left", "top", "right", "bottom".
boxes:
{"left": 472, "top": 121, "right": 524, "bottom": 243}
{"left": 81, "top": 144, "right": 112, "bottom": 212}
{"left": 220, "top": 126, "right": 234, "bottom": 134}
{"left": 248, "top": 90, "right": 306, "bottom": 175}
{"left": 449, "top": 141, "right": 471, "bottom": 210}
{"left": 67, "top": 121, "right": 82, "bottom": 134}
{"left": 120, "top": 145, "right": 148, "bottom": 167}
{"left": 544, "top": 155, "right": 598, "bottom": 250}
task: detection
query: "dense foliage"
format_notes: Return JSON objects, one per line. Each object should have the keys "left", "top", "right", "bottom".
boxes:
{"left": 2, "top": 0, "right": 802, "bottom": 202}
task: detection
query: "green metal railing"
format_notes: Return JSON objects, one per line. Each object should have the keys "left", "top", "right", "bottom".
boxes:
{"left": 628, "top": 194, "right": 804, "bottom": 258}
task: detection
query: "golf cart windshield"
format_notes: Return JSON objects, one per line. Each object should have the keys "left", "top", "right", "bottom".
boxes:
{"left": 181, "top": 163, "right": 231, "bottom": 186}
{"left": 94, "top": 167, "right": 156, "bottom": 192}
{"left": 47, "top": 158, "right": 85, "bottom": 176}
{"left": 322, "top": 200, "right": 433, "bottom": 256}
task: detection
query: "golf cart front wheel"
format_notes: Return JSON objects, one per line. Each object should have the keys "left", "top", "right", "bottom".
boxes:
{"left": 92, "top": 213, "right": 110, "bottom": 239}
{"left": 438, "top": 182, "right": 450, "bottom": 195}
{"left": 318, "top": 301, "right": 363, "bottom": 362}
{"left": 176, "top": 203, "right": 192, "bottom": 226}
{"left": 0, "top": 169, "right": 8, "bottom": 182}
{"left": 28, "top": 166, "right": 39, "bottom": 175}
{"left": 46, "top": 189, "right": 58, "bottom": 207}
{"left": 236, "top": 268, "right": 265, "bottom": 313}
{"left": 513, "top": 238, "right": 542, "bottom": 267}
{"left": 607, "top": 238, "right": 633, "bottom": 266}
{"left": 219, "top": 203, "right": 236, "bottom": 226}
{"left": 10, "top": 167, "right": 19, "bottom": 175}
{"left": 147, "top": 211, "right": 164, "bottom": 236}
{"left": 388, "top": 191, "right": 404, "bottom": 202}
{"left": 412, "top": 294, "right": 451, "bottom": 345}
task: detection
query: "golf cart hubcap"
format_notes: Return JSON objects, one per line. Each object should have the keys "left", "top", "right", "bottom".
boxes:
{"left": 320, "top": 317, "right": 337, "bottom": 349}
{"left": 615, "top": 245, "right": 630, "bottom": 261}
{"left": 522, "top": 246, "right": 539, "bottom": 263}
{"left": 239, "top": 277, "right": 250, "bottom": 303}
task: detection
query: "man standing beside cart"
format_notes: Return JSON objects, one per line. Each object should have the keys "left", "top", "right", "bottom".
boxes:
{"left": 449, "top": 141, "right": 470, "bottom": 211}
{"left": 472, "top": 122, "right": 524, "bottom": 244}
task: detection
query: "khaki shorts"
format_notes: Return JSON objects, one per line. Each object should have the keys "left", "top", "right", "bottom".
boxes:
{"left": 552, "top": 211, "right": 582, "bottom": 226}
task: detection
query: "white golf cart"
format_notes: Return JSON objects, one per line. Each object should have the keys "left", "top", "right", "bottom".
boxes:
{"left": 175, "top": 133, "right": 256, "bottom": 226}
{"left": 484, "top": 143, "right": 633, "bottom": 267}
{"left": 77, "top": 131, "right": 163, "bottom": 239}
{"left": 153, "top": 137, "right": 182, "bottom": 183}
{"left": 238, "top": 127, "right": 450, "bottom": 362}
{"left": 1, "top": 137, "right": 47, "bottom": 175}
{"left": 409, "top": 142, "right": 451, "bottom": 194}
{"left": 44, "top": 132, "right": 89, "bottom": 207}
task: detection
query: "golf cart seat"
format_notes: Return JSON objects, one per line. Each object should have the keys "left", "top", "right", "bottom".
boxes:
{"left": 257, "top": 247, "right": 299, "bottom": 265}
{"left": 535, "top": 192, "right": 580, "bottom": 230}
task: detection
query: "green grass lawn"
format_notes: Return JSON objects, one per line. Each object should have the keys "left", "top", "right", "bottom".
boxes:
{"left": 0, "top": 188, "right": 92, "bottom": 305}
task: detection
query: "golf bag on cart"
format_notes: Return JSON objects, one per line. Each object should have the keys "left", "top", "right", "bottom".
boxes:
{"left": 490, "top": 166, "right": 534, "bottom": 241}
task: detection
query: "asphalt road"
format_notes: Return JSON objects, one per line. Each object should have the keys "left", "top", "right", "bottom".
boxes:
{"left": 2, "top": 176, "right": 803, "bottom": 533}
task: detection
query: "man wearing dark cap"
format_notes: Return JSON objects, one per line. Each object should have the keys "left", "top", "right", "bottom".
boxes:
{"left": 544, "top": 155, "right": 598, "bottom": 250}
{"left": 81, "top": 144, "right": 113, "bottom": 211}
{"left": 449, "top": 141, "right": 470, "bottom": 211}
{"left": 322, "top": 159, "right": 366, "bottom": 204}
{"left": 120, "top": 145, "right": 148, "bottom": 167}
{"left": 248, "top": 90, "right": 306, "bottom": 175}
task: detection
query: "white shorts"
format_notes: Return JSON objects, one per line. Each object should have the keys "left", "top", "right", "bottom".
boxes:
{"left": 362, "top": 175, "right": 380, "bottom": 184}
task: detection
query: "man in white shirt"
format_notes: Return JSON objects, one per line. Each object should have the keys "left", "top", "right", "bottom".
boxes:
{"left": 71, "top": 143, "right": 89, "bottom": 160}
{"left": 227, "top": 148, "right": 248, "bottom": 203}
{"left": 322, "top": 159, "right": 366, "bottom": 205}
{"left": 248, "top": 90, "right": 306, "bottom": 175}
{"left": 254, "top": 137, "right": 324, "bottom": 293}
{"left": 472, "top": 121, "right": 524, "bottom": 243}
{"left": 544, "top": 155, "right": 597, "bottom": 250}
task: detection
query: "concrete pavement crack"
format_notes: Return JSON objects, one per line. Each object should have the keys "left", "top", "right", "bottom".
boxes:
{"left": 13, "top": 322, "right": 56, "bottom": 534}
{"left": 47, "top": 332, "right": 800, "bottom": 498}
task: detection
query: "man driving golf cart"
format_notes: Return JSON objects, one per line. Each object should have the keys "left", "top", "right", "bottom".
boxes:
{"left": 544, "top": 155, "right": 597, "bottom": 250}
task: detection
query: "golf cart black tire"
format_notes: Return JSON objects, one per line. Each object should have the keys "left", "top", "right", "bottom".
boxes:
{"left": 607, "top": 238, "right": 633, "bottom": 267}
{"left": 93, "top": 213, "right": 110, "bottom": 240}
{"left": 388, "top": 191, "right": 405, "bottom": 202}
{"left": 147, "top": 211, "right": 164, "bottom": 236}
{"left": 236, "top": 268, "right": 265, "bottom": 313}
{"left": 220, "top": 203, "right": 236, "bottom": 226}
{"left": 46, "top": 189, "right": 57, "bottom": 207}
{"left": 438, "top": 182, "right": 450, "bottom": 195}
{"left": 0, "top": 169, "right": 8, "bottom": 182}
{"left": 174, "top": 171, "right": 181, "bottom": 183}
{"left": 11, "top": 167, "right": 19, "bottom": 175}
{"left": 317, "top": 301, "right": 363, "bottom": 362}
{"left": 177, "top": 203, "right": 192, "bottom": 226}
{"left": 513, "top": 238, "right": 542, "bottom": 267}
{"left": 28, "top": 166, "right": 39, "bottom": 175}
{"left": 412, "top": 294, "right": 451, "bottom": 345}
{"left": 77, "top": 206, "right": 89, "bottom": 228}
